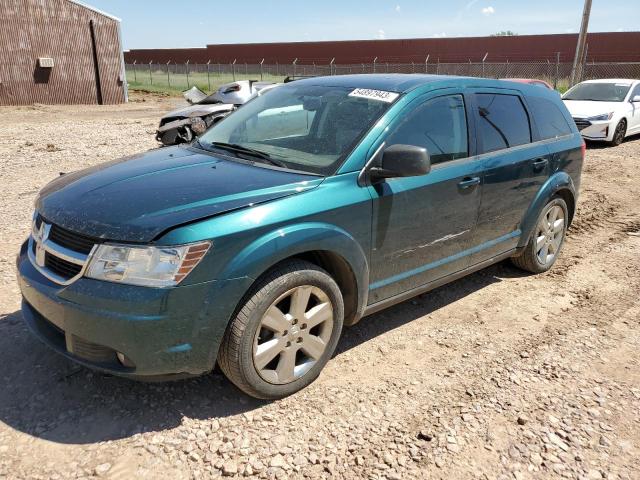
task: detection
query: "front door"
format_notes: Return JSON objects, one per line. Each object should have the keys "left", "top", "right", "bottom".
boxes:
{"left": 367, "top": 92, "right": 483, "bottom": 304}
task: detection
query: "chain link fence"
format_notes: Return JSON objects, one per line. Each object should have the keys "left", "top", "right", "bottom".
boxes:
{"left": 125, "top": 61, "right": 640, "bottom": 94}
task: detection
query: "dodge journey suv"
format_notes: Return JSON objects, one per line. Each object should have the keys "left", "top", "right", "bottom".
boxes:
{"left": 17, "top": 75, "right": 584, "bottom": 399}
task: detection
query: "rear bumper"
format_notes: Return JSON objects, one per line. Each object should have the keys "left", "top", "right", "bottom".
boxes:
{"left": 16, "top": 241, "right": 252, "bottom": 379}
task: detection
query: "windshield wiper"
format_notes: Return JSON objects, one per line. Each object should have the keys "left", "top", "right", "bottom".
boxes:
{"left": 209, "top": 142, "right": 288, "bottom": 168}
{"left": 566, "top": 98, "right": 611, "bottom": 102}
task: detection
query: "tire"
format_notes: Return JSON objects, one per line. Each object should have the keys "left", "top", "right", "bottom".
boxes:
{"left": 511, "top": 197, "right": 569, "bottom": 274}
{"left": 611, "top": 119, "right": 627, "bottom": 146}
{"left": 218, "top": 260, "right": 344, "bottom": 399}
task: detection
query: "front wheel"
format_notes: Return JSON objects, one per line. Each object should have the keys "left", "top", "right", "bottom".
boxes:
{"left": 511, "top": 197, "right": 568, "bottom": 273}
{"left": 610, "top": 119, "right": 627, "bottom": 146}
{"left": 217, "top": 260, "right": 344, "bottom": 399}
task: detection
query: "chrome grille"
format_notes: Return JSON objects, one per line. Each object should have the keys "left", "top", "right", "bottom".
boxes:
{"left": 28, "top": 214, "right": 97, "bottom": 285}
{"left": 45, "top": 252, "right": 83, "bottom": 278}
{"left": 48, "top": 223, "right": 97, "bottom": 254}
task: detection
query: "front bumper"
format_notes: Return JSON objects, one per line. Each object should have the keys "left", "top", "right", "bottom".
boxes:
{"left": 16, "top": 241, "right": 252, "bottom": 379}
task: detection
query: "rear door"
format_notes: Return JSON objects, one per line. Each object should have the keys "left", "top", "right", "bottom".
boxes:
{"left": 367, "top": 90, "right": 483, "bottom": 304}
{"left": 467, "top": 89, "right": 550, "bottom": 263}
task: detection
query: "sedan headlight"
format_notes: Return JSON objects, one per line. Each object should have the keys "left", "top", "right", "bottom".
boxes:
{"left": 588, "top": 112, "right": 614, "bottom": 121}
{"left": 86, "top": 241, "right": 211, "bottom": 287}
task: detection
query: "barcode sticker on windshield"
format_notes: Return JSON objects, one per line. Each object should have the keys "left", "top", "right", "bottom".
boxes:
{"left": 349, "top": 88, "right": 399, "bottom": 103}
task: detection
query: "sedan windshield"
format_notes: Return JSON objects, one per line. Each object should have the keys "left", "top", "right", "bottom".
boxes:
{"left": 563, "top": 82, "right": 631, "bottom": 102}
{"left": 198, "top": 84, "right": 397, "bottom": 175}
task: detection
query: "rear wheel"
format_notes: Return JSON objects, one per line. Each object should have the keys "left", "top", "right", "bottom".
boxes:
{"left": 511, "top": 197, "right": 568, "bottom": 273}
{"left": 611, "top": 119, "right": 627, "bottom": 146}
{"left": 218, "top": 260, "right": 344, "bottom": 399}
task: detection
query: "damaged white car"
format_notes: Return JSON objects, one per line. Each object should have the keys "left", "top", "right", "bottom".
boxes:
{"left": 156, "top": 80, "right": 280, "bottom": 146}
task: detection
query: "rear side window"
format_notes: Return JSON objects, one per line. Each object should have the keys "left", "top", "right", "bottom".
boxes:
{"left": 476, "top": 94, "right": 531, "bottom": 153}
{"left": 526, "top": 96, "right": 573, "bottom": 140}
{"left": 385, "top": 94, "right": 468, "bottom": 165}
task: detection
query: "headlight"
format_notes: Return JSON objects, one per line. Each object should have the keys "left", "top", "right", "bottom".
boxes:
{"left": 189, "top": 117, "right": 208, "bottom": 135}
{"left": 588, "top": 112, "right": 614, "bottom": 121}
{"left": 86, "top": 241, "right": 211, "bottom": 287}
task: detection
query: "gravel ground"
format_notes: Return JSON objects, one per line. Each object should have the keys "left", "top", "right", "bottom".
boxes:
{"left": 0, "top": 94, "right": 639, "bottom": 480}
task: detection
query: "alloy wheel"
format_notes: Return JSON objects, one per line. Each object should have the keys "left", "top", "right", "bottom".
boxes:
{"left": 253, "top": 286, "right": 334, "bottom": 384}
{"left": 614, "top": 121, "right": 626, "bottom": 145}
{"left": 535, "top": 205, "right": 565, "bottom": 266}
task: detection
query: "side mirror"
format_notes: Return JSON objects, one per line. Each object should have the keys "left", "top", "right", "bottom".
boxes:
{"left": 632, "top": 95, "right": 640, "bottom": 103}
{"left": 370, "top": 144, "right": 431, "bottom": 180}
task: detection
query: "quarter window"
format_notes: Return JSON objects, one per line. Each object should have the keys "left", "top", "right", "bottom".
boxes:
{"left": 477, "top": 94, "right": 532, "bottom": 153}
{"left": 526, "top": 96, "right": 573, "bottom": 140}
{"left": 385, "top": 95, "right": 468, "bottom": 165}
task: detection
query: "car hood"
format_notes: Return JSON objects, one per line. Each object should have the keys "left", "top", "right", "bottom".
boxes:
{"left": 562, "top": 100, "right": 623, "bottom": 118}
{"left": 36, "top": 146, "right": 322, "bottom": 243}
{"left": 161, "top": 103, "right": 234, "bottom": 121}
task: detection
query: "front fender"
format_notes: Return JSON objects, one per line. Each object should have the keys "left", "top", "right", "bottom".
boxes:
{"left": 518, "top": 171, "right": 576, "bottom": 248}
{"left": 218, "top": 222, "right": 370, "bottom": 314}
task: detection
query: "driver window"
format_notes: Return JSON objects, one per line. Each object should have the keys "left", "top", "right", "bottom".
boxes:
{"left": 385, "top": 95, "right": 469, "bottom": 165}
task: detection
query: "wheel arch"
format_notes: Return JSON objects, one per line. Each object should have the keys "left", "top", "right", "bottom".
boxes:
{"left": 218, "top": 222, "right": 370, "bottom": 327}
{"left": 518, "top": 172, "right": 576, "bottom": 249}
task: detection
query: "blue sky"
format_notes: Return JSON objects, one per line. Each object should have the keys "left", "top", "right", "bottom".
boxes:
{"left": 87, "top": 0, "right": 638, "bottom": 50}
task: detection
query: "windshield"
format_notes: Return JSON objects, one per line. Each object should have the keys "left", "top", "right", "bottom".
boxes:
{"left": 563, "top": 82, "right": 631, "bottom": 102}
{"left": 198, "top": 84, "right": 397, "bottom": 175}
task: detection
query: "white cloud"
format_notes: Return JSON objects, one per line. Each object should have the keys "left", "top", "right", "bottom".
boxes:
{"left": 377, "top": 29, "right": 386, "bottom": 39}
{"left": 482, "top": 6, "right": 495, "bottom": 15}
{"left": 432, "top": 32, "right": 447, "bottom": 38}
{"left": 395, "top": 5, "right": 401, "bottom": 13}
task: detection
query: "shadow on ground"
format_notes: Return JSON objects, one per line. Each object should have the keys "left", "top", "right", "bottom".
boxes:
{"left": 0, "top": 261, "right": 526, "bottom": 445}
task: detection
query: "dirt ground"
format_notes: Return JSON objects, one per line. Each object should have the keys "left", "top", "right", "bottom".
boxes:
{"left": 0, "top": 92, "right": 639, "bottom": 480}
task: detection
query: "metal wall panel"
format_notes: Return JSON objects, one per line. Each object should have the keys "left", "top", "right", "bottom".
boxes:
{"left": 124, "top": 32, "right": 640, "bottom": 65}
{"left": 0, "top": 0, "right": 126, "bottom": 105}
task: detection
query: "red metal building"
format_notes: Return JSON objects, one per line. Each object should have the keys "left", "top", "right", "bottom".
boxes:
{"left": 124, "top": 32, "right": 640, "bottom": 65}
{"left": 0, "top": 0, "right": 127, "bottom": 105}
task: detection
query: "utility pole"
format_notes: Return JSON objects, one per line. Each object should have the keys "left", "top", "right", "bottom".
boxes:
{"left": 570, "top": 0, "right": 592, "bottom": 86}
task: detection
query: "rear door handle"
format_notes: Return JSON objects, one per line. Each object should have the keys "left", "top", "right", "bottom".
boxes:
{"left": 458, "top": 176, "right": 481, "bottom": 189}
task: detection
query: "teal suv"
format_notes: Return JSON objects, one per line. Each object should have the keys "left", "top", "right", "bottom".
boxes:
{"left": 17, "top": 75, "right": 584, "bottom": 399}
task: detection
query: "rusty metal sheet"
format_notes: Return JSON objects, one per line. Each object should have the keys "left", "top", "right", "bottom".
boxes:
{"left": 0, "top": 0, "right": 126, "bottom": 105}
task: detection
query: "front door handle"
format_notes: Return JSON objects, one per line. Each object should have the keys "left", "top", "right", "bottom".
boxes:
{"left": 458, "top": 176, "right": 481, "bottom": 189}
{"left": 532, "top": 158, "right": 549, "bottom": 172}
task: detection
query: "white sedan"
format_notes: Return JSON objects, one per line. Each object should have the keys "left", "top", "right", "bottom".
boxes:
{"left": 562, "top": 79, "right": 640, "bottom": 146}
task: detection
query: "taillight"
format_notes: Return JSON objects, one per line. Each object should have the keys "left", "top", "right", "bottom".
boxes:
{"left": 581, "top": 140, "right": 586, "bottom": 160}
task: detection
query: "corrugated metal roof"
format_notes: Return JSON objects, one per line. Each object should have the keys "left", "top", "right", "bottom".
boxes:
{"left": 67, "top": 0, "right": 121, "bottom": 22}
